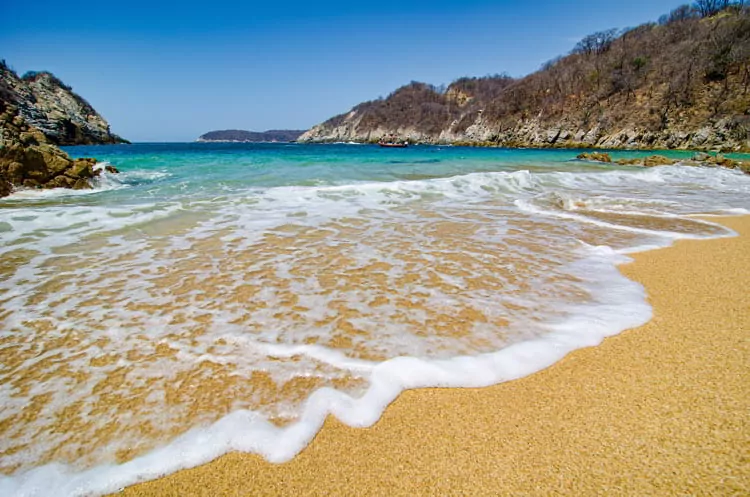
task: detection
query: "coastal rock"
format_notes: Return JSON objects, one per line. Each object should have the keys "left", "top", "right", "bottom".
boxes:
{"left": 616, "top": 158, "right": 642, "bottom": 166}
{"left": 577, "top": 152, "right": 612, "bottom": 163}
{"left": 642, "top": 155, "right": 676, "bottom": 167}
{"left": 0, "top": 175, "right": 11, "bottom": 197}
{"left": 692, "top": 152, "right": 711, "bottom": 161}
{"left": 0, "top": 101, "right": 116, "bottom": 197}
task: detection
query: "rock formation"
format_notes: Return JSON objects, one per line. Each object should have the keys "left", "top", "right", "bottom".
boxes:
{"left": 0, "top": 60, "right": 125, "bottom": 197}
{"left": 0, "top": 61, "right": 127, "bottom": 145}
{"left": 0, "top": 101, "right": 118, "bottom": 197}
{"left": 575, "top": 151, "right": 749, "bottom": 173}
{"left": 299, "top": 6, "right": 750, "bottom": 152}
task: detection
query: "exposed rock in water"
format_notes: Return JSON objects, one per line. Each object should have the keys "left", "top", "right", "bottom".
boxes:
{"left": 642, "top": 155, "right": 676, "bottom": 167}
{"left": 0, "top": 61, "right": 127, "bottom": 145}
{"left": 694, "top": 152, "right": 750, "bottom": 174}
{"left": 0, "top": 102, "right": 117, "bottom": 198}
{"left": 612, "top": 152, "right": 749, "bottom": 173}
{"left": 615, "top": 155, "right": 675, "bottom": 167}
{"left": 577, "top": 152, "right": 612, "bottom": 163}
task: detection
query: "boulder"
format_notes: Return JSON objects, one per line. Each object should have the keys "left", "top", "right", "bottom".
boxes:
{"left": 66, "top": 159, "right": 96, "bottom": 179}
{"left": 72, "top": 179, "right": 91, "bottom": 190}
{"left": 576, "top": 152, "right": 612, "bottom": 163}
{"left": 692, "top": 152, "right": 711, "bottom": 161}
{"left": 642, "top": 155, "right": 676, "bottom": 167}
{"left": 0, "top": 175, "right": 11, "bottom": 197}
{"left": 615, "top": 158, "right": 643, "bottom": 166}
{"left": 47, "top": 175, "right": 76, "bottom": 189}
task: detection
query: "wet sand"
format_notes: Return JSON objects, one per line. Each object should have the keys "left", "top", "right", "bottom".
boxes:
{"left": 121, "top": 215, "right": 750, "bottom": 496}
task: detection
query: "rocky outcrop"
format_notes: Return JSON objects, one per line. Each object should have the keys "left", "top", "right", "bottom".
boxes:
{"left": 0, "top": 102, "right": 118, "bottom": 197}
{"left": 0, "top": 61, "right": 127, "bottom": 145}
{"left": 576, "top": 152, "right": 612, "bottom": 163}
{"left": 299, "top": 8, "right": 750, "bottom": 152}
{"left": 574, "top": 151, "right": 749, "bottom": 173}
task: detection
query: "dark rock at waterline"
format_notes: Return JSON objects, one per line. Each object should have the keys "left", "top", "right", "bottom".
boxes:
{"left": 614, "top": 155, "right": 675, "bottom": 166}
{"left": 613, "top": 152, "right": 750, "bottom": 174}
{"left": 642, "top": 155, "right": 675, "bottom": 167}
{"left": 576, "top": 152, "right": 612, "bottom": 163}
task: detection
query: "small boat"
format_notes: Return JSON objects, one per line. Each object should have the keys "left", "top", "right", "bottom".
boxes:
{"left": 379, "top": 142, "right": 408, "bottom": 148}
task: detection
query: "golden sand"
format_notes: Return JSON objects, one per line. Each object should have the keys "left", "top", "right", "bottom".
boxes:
{"left": 120, "top": 216, "right": 750, "bottom": 496}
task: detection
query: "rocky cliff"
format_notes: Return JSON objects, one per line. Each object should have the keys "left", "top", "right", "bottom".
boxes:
{"left": 300, "top": 6, "right": 750, "bottom": 152}
{"left": 0, "top": 60, "right": 124, "bottom": 197}
{"left": 0, "top": 100, "right": 118, "bottom": 197}
{"left": 0, "top": 61, "right": 127, "bottom": 145}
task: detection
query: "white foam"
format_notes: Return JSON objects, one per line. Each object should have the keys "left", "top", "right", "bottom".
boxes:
{"left": 2, "top": 160, "right": 750, "bottom": 496}
{"left": 0, "top": 243, "right": 652, "bottom": 497}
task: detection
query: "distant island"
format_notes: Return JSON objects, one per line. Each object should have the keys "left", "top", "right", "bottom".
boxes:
{"left": 299, "top": 4, "right": 750, "bottom": 152}
{"left": 197, "top": 129, "right": 306, "bottom": 143}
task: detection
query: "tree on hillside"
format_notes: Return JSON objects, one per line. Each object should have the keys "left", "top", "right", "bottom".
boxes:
{"left": 658, "top": 4, "right": 700, "bottom": 24}
{"left": 573, "top": 29, "right": 619, "bottom": 55}
{"left": 694, "top": 0, "right": 732, "bottom": 17}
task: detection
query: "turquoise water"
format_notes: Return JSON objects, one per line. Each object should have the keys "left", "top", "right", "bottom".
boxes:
{"left": 1, "top": 143, "right": 749, "bottom": 496}
{"left": 52, "top": 143, "right": 732, "bottom": 201}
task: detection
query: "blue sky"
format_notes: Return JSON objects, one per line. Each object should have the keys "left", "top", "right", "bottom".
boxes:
{"left": 3, "top": 0, "right": 685, "bottom": 142}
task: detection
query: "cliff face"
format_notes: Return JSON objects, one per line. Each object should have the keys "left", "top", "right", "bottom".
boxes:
{"left": 300, "top": 7, "right": 750, "bottom": 152}
{"left": 0, "top": 62, "right": 127, "bottom": 145}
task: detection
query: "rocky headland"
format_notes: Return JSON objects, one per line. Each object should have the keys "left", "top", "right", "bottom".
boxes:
{"left": 197, "top": 129, "right": 306, "bottom": 142}
{"left": 0, "top": 60, "right": 123, "bottom": 197}
{"left": 1, "top": 61, "right": 126, "bottom": 146}
{"left": 299, "top": 5, "right": 750, "bottom": 152}
{"left": 0, "top": 102, "right": 119, "bottom": 197}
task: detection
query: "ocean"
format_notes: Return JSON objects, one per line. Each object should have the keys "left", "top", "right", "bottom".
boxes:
{"left": 1, "top": 143, "right": 749, "bottom": 495}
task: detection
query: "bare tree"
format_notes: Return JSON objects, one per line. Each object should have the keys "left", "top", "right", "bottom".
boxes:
{"left": 694, "top": 0, "right": 731, "bottom": 17}
{"left": 573, "top": 29, "right": 619, "bottom": 55}
{"left": 659, "top": 4, "right": 700, "bottom": 24}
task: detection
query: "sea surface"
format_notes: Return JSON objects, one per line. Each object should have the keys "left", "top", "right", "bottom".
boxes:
{"left": 1, "top": 143, "right": 749, "bottom": 495}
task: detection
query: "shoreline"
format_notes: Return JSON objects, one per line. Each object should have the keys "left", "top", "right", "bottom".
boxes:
{"left": 120, "top": 215, "right": 750, "bottom": 496}
{"left": 296, "top": 140, "right": 750, "bottom": 155}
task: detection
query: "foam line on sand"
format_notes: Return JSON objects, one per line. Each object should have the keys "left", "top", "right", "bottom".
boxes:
{"left": 120, "top": 216, "right": 750, "bottom": 496}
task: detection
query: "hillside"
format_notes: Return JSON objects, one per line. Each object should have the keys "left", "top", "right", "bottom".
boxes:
{"left": 0, "top": 61, "right": 127, "bottom": 145}
{"left": 197, "top": 129, "right": 306, "bottom": 142}
{"left": 300, "top": 4, "right": 750, "bottom": 152}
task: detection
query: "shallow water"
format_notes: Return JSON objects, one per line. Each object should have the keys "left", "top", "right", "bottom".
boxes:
{"left": 1, "top": 144, "right": 749, "bottom": 495}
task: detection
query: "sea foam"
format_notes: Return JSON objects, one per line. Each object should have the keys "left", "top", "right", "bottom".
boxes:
{"left": 1, "top": 152, "right": 749, "bottom": 496}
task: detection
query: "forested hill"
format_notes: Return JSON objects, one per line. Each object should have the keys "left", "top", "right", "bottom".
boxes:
{"left": 197, "top": 129, "right": 306, "bottom": 142}
{"left": 299, "top": 3, "right": 750, "bottom": 152}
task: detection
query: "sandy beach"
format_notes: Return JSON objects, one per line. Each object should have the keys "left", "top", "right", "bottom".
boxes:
{"left": 119, "top": 215, "right": 750, "bottom": 496}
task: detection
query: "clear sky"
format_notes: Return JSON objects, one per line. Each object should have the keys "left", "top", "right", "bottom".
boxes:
{"left": 3, "top": 0, "right": 686, "bottom": 142}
